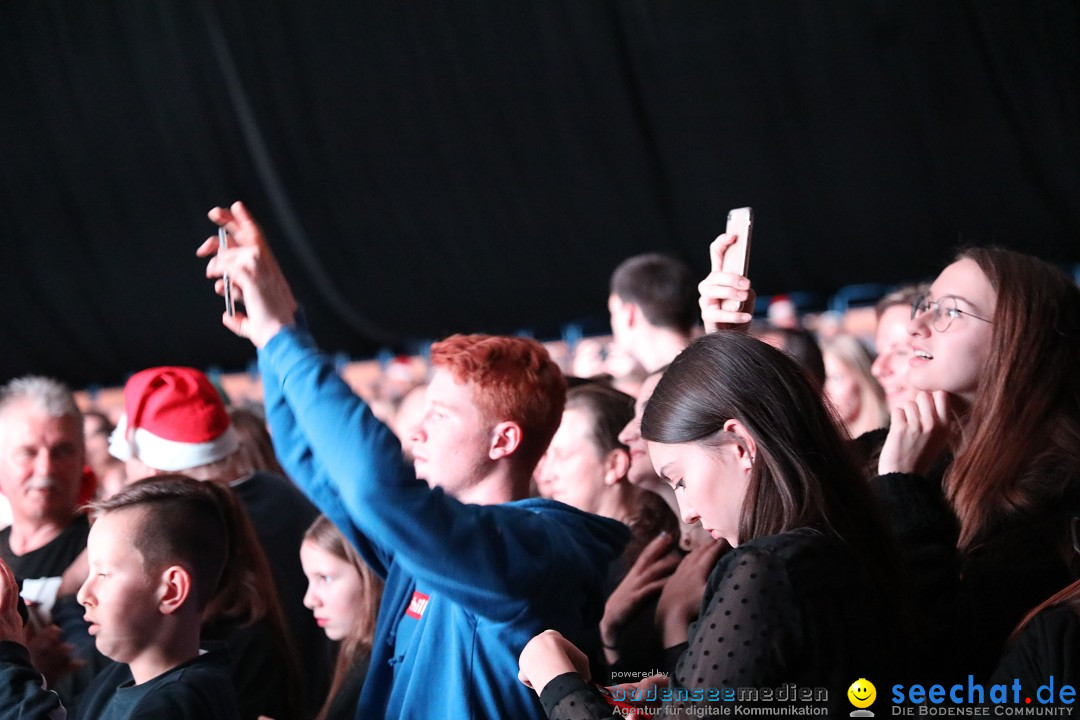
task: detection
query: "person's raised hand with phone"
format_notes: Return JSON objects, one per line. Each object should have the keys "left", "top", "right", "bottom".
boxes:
{"left": 198, "top": 201, "right": 298, "bottom": 348}
{"left": 698, "top": 233, "right": 755, "bottom": 332}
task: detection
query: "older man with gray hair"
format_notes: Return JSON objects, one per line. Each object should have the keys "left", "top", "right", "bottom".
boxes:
{"left": 0, "top": 377, "right": 87, "bottom": 604}
{"left": 0, "top": 376, "right": 93, "bottom": 694}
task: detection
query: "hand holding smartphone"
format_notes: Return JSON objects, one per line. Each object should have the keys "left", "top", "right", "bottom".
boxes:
{"left": 700, "top": 207, "right": 755, "bottom": 333}
{"left": 720, "top": 206, "right": 752, "bottom": 276}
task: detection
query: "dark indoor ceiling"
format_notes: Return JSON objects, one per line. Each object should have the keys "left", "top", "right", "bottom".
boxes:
{"left": 1, "top": 1, "right": 1078, "bottom": 388}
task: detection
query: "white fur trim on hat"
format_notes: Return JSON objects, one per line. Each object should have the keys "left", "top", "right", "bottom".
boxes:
{"left": 109, "top": 413, "right": 240, "bottom": 472}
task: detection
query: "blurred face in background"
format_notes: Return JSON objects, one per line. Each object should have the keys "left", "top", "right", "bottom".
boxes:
{"left": 618, "top": 372, "right": 663, "bottom": 489}
{"left": 824, "top": 351, "right": 862, "bottom": 426}
{"left": 83, "top": 414, "right": 113, "bottom": 476}
{"left": 541, "top": 408, "right": 616, "bottom": 514}
{"left": 872, "top": 305, "right": 916, "bottom": 411}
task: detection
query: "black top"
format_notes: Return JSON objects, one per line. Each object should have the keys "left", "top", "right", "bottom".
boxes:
{"left": 0, "top": 513, "right": 89, "bottom": 581}
{"left": 73, "top": 647, "right": 240, "bottom": 720}
{"left": 321, "top": 653, "right": 370, "bottom": 720}
{"left": 540, "top": 528, "right": 902, "bottom": 718}
{"left": 0, "top": 640, "right": 239, "bottom": 720}
{"left": 849, "top": 426, "right": 889, "bottom": 479}
{"left": 201, "top": 616, "right": 298, "bottom": 720}
{"left": 872, "top": 469, "right": 1080, "bottom": 682}
{"left": 992, "top": 605, "right": 1080, "bottom": 706}
{"left": 231, "top": 471, "right": 330, "bottom": 711}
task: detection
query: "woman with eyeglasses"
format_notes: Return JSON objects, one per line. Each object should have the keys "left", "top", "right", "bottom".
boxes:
{"left": 873, "top": 247, "right": 1080, "bottom": 681}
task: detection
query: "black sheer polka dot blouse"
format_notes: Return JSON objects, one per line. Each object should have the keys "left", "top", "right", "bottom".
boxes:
{"left": 540, "top": 527, "right": 903, "bottom": 719}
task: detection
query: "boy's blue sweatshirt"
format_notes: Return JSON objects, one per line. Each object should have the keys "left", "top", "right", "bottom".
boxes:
{"left": 259, "top": 328, "right": 630, "bottom": 720}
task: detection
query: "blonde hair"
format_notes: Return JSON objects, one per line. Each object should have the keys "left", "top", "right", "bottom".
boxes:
{"left": 820, "top": 334, "right": 889, "bottom": 438}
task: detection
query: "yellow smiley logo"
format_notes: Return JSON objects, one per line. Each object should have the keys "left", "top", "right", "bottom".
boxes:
{"left": 848, "top": 678, "right": 876, "bottom": 709}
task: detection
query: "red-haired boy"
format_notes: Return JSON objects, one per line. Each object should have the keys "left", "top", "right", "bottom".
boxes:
{"left": 200, "top": 202, "right": 629, "bottom": 720}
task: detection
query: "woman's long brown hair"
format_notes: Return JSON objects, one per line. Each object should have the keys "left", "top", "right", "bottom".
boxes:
{"left": 1010, "top": 575, "right": 1080, "bottom": 643}
{"left": 641, "top": 331, "right": 905, "bottom": 599}
{"left": 943, "top": 248, "right": 1080, "bottom": 550}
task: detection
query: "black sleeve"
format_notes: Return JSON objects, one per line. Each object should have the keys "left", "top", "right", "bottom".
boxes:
{"left": 873, "top": 471, "right": 1077, "bottom": 681}
{"left": 871, "top": 471, "right": 961, "bottom": 674}
{"left": 991, "top": 606, "right": 1080, "bottom": 704}
{"left": 539, "top": 673, "right": 616, "bottom": 719}
{"left": 663, "top": 643, "right": 687, "bottom": 679}
{"left": 870, "top": 472, "right": 957, "bottom": 546}
{"left": 670, "top": 546, "right": 799, "bottom": 692}
{"left": 540, "top": 548, "right": 803, "bottom": 720}
{"left": 0, "top": 641, "right": 67, "bottom": 719}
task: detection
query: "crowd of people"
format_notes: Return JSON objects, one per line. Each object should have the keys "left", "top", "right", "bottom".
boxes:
{"left": 0, "top": 200, "right": 1077, "bottom": 719}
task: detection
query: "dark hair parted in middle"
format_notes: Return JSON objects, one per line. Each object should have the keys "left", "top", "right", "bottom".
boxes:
{"left": 640, "top": 331, "right": 895, "bottom": 563}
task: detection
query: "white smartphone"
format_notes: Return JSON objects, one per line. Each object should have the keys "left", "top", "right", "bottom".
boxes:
{"left": 218, "top": 226, "right": 235, "bottom": 317}
{"left": 722, "top": 207, "right": 753, "bottom": 276}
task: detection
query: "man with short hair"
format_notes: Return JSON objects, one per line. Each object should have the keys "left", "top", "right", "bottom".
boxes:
{"left": 607, "top": 253, "right": 699, "bottom": 372}
{"left": 200, "top": 201, "right": 630, "bottom": 720}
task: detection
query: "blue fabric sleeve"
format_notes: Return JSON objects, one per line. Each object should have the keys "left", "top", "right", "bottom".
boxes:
{"left": 259, "top": 332, "right": 393, "bottom": 578}
{"left": 259, "top": 327, "right": 572, "bottom": 619}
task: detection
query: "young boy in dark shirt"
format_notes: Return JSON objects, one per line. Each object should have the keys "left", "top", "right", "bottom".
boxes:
{"left": 0, "top": 476, "right": 240, "bottom": 719}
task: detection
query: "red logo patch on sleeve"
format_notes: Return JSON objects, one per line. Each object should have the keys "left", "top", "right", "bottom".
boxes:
{"left": 405, "top": 591, "right": 430, "bottom": 620}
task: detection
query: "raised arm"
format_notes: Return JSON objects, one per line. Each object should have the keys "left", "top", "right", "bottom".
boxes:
{"left": 259, "top": 334, "right": 392, "bottom": 577}
{"left": 260, "top": 326, "right": 602, "bottom": 614}
{"left": 201, "top": 202, "right": 601, "bottom": 615}
{"left": 199, "top": 203, "right": 390, "bottom": 575}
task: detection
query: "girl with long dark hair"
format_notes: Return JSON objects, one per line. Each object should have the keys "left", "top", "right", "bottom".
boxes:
{"left": 519, "top": 332, "right": 906, "bottom": 717}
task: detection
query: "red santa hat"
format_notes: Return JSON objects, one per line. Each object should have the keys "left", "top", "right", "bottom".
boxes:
{"left": 108, "top": 367, "right": 239, "bottom": 472}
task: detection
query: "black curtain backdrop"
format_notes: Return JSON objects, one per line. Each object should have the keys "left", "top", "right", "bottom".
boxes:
{"left": 1, "top": 1, "right": 1078, "bottom": 388}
